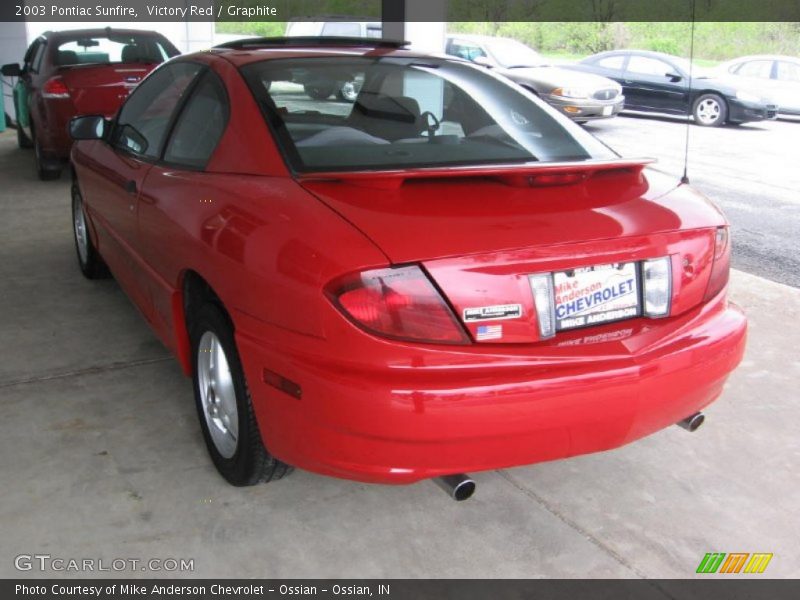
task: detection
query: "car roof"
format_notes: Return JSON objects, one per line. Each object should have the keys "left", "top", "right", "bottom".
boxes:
{"left": 724, "top": 54, "right": 800, "bottom": 63}
{"left": 41, "top": 28, "right": 164, "bottom": 41}
{"left": 590, "top": 49, "right": 686, "bottom": 62}
{"left": 208, "top": 38, "right": 448, "bottom": 67}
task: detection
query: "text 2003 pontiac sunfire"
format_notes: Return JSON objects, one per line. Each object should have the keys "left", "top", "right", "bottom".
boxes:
{"left": 69, "top": 38, "right": 746, "bottom": 500}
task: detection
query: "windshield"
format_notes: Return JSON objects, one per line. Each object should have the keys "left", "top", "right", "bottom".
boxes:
{"left": 54, "top": 34, "right": 177, "bottom": 66}
{"left": 241, "top": 57, "right": 616, "bottom": 172}
{"left": 486, "top": 38, "right": 548, "bottom": 68}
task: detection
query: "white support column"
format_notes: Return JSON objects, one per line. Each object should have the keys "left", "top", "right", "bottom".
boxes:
{"left": 383, "top": 0, "right": 447, "bottom": 53}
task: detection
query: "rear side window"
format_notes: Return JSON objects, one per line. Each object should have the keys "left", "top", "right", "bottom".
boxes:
{"left": 735, "top": 60, "right": 773, "bottom": 79}
{"left": 776, "top": 61, "right": 800, "bottom": 82}
{"left": 31, "top": 41, "right": 46, "bottom": 73}
{"left": 164, "top": 72, "right": 229, "bottom": 168}
{"left": 596, "top": 55, "right": 625, "bottom": 71}
{"left": 112, "top": 62, "right": 203, "bottom": 159}
{"left": 626, "top": 56, "right": 672, "bottom": 77}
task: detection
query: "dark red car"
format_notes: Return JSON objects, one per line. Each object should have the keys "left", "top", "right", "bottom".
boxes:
{"left": 1, "top": 28, "right": 179, "bottom": 180}
{"left": 68, "top": 38, "right": 746, "bottom": 500}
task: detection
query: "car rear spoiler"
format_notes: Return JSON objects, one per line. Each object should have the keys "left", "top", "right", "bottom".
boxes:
{"left": 297, "top": 158, "right": 657, "bottom": 190}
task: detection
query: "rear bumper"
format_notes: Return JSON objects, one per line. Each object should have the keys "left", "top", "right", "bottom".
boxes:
{"left": 235, "top": 294, "right": 746, "bottom": 484}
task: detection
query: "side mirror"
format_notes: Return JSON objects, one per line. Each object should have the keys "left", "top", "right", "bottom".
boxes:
{"left": 69, "top": 115, "right": 108, "bottom": 141}
{"left": 666, "top": 72, "right": 683, "bottom": 82}
{"left": 472, "top": 56, "right": 494, "bottom": 69}
{"left": 1, "top": 63, "right": 21, "bottom": 77}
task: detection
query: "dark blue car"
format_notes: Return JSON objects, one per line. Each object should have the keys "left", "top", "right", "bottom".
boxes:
{"left": 567, "top": 49, "right": 778, "bottom": 126}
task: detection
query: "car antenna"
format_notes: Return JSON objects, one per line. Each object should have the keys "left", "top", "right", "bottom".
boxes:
{"left": 681, "top": 0, "right": 696, "bottom": 185}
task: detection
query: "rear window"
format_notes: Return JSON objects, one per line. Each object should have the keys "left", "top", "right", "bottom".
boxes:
{"left": 54, "top": 33, "right": 178, "bottom": 67}
{"left": 242, "top": 56, "right": 616, "bottom": 172}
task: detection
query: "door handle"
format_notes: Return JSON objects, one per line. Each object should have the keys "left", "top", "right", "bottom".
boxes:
{"left": 124, "top": 180, "right": 137, "bottom": 195}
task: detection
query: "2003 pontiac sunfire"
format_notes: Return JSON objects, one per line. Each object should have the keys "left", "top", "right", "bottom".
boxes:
{"left": 68, "top": 37, "right": 746, "bottom": 500}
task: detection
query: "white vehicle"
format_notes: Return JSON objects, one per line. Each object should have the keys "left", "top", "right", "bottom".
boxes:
{"left": 285, "top": 19, "right": 382, "bottom": 39}
{"left": 718, "top": 55, "right": 800, "bottom": 116}
{"left": 284, "top": 19, "right": 381, "bottom": 101}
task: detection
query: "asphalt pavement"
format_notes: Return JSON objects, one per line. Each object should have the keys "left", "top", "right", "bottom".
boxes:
{"left": 585, "top": 114, "right": 800, "bottom": 288}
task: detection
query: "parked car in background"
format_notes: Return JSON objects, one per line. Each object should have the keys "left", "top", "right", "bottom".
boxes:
{"left": 1, "top": 28, "right": 179, "bottom": 179}
{"left": 717, "top": 55, "right": 800, "bottom": 117}
{"left": 567, "top": 50, "right": 777, "bottom": 127}
{"left": 68, "top": 38, "right": 746, "bottom": 496}
{"left": 445, "top": 34, "right": 624, "bottom": 122}
{"left": 285, "top": 19, "right": 381, "bottom": 101}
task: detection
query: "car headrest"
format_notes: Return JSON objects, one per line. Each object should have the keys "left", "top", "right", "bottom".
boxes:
{"left": 352, "top": 94, "right": 421, "bottom": 123}
{"left": 121, "top": 44, "right": 142, "bottom": 63}
{"left": 56, "top": 50, "right": 79, "bottom": 66}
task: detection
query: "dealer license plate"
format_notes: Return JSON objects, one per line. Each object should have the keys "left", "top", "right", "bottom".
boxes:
{"left": 602, "top": 105, "right": 613, "bottom": 116}
{"left": 553, "top": 262, "right": 640, "bottom": 331}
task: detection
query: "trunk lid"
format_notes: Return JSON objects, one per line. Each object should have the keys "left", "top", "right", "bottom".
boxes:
{"left": 301, "top": 161, "right": 726, "bottom": 344}
{"left": 299, "top": 161, "right": 722, "bottom": 263}
{"left": 58, "top": 63, "right": 156, "bottom": 116}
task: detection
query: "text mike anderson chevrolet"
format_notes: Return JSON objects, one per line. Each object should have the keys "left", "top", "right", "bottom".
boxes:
{"left": 16, "top": 4, "right": 278, "bottom": 18}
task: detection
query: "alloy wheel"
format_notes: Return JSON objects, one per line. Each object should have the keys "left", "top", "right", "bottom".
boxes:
{"left": 197, "top": 331, "right": 239, "bottom": 459}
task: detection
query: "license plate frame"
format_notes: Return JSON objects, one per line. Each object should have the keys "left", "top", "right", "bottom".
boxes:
{"left": 553, "top": 262, "right": 641, "bottom": 331}
{"left": 602, "top": 105, "right": 614, "bottom": 116}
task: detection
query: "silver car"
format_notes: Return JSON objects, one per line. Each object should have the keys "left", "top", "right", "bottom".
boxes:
{"left": 717, "top": 55, "right": 800, "bottom": 116}
{"left": 445, "top": 34, "right": 624, "bottom": 122}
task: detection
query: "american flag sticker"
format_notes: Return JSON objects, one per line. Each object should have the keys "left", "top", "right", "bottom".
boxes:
{"left": 476, "top": 324, "right": 503, "bottom": 341}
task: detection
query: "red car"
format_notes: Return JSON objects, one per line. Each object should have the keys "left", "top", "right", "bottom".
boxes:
{"left": 1, "top": 28, "right": 179, "bottom": 180}
{"left": 68, "top": 38, "right": 746, "bottom": 500}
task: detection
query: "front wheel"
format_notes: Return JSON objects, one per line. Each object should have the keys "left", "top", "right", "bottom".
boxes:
{"left": 693, "top": 93, "right": 727, "bottom": 127}
{"left": 190, "top": 303, "right": 293, "bottom": 486}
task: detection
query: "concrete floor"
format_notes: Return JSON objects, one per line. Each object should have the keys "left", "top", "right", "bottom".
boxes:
{"left": 1, "top": 129, "right": 798, "bottom": 578}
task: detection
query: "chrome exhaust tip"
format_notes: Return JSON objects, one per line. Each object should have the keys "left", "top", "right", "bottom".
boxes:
{"left": 434, "top": 474, "right": 476, "bottom": 501}
{"left": 677, "top": 412, "right": 705, "bottom": 432}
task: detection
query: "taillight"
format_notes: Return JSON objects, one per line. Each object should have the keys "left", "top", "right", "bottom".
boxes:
{"left": 642, "top": 257, "right": 672, "bottom": 317}
{"left": 42, "top": 77, "right": 70, "bottom": 99}
{"left": 703, "top": 227, "right": 731, "bottom": 302}
{"left": 328, "top": 265, "right": 469, "bottom": 344}
{"left": 528, "top": 273, "right": 556, "bottom": 339}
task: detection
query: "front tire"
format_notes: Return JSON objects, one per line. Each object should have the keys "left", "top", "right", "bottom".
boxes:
{"left": 72, "top": 181, "right": 110, "bottom": 279}
{"left": 693, "top": 93, "right": 727, "bottom": 127}
{"left": 190, "top": 303, "right": 293, "bottom": 486}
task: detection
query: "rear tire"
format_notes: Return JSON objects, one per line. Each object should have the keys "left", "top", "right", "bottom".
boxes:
{"left": 693, "top": 93, "right": 727, "bottom": 127}
{"left": 304, "top": 83, "right": 336, "bottom": 100}
{"left": 17, "top": 124, "right": 33, "bottom": 149}
{"left": 190, "top": 302, "right": 293, "bottom": 486}
{"left": 33, "top": 124, "right": 61, "bottom": 180}
{"left": 72, "top": 181, "right": 110, "bottom": 279}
